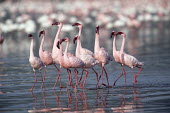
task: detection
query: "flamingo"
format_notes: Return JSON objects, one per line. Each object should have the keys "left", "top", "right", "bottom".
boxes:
{"left": 28, "top": 34, "right": 44, "bottom": 92}
{"left": 54, "top": 37, "right": 85, "bottom": 88}
{"left": 110, "top": 31, "right": 127, "bottom": 85}
{"left": 72, "top": 22, "right": 99, "bottom": 88}
{"left": 94, "top": 26, "right": 112, "bottom": 87}
{"left": 39, "top": 30, "right": 56, "bottom": 80}
{"left": 111, "top": 32, "right": 144, "bottom": 85}
{"left": 73, "top": 35, "right": 99, "bottom": 88}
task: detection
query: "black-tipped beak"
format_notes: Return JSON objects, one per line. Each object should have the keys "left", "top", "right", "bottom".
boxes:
{"left": 96, "top": 26, "right": 99, "bottom": 34}
{"left": 52, "top": 22, "right": 60, "bottom": 25}
{"left": 39, "top": 30, "right": 45, "bottom": 37}
{"left": 60, "top": 38, "right": 66, "bottom": 44}
{"left": 73, "top": 37, "right": 78, "bottom": 44}
{"left": 110, "top": 31, "right": 116, "bottom": 38}
{"left": 57, "top": 41, "right": 60, "bottom": 49}
{"left": 72, "top": 22, "right": 81, "bottom": 26}
{"left": 28, "top": 34, "right": 33, "bottom": 37}
{"left": 116, "top": 32, "right": 124, "bottom": 36}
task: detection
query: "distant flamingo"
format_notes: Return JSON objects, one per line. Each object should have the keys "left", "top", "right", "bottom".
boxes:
{"left": 112, "top": 32, "right": 144, "bottom": 85}
{"left": 94, "top": 26, "right": 112, "bottom": 87}
{"left": 72, "top": 23, "right": 99, "bottom": 88}
{"left": 39, "top": 30, "right": 55, "bottom": 80}
{"left": 54, "top": 37, "right": 85, "bottom": 88}
{"left": 28, "top": 34, "right": 44, "bottom": 92}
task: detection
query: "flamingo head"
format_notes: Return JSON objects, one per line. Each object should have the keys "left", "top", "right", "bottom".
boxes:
{"left": 39, "top": 30, "right": 45, "bottom": 37}
{"left": 57, "top": 41, "right": 60, "bottom": 49}
{"left": 73, "top": 35, "right": 79, "bottom": 44}
{"left": 116, "top": 32, "right": 125, "bottom": 36}
{"left": 72, "top": 22, "right": 81, "bottom": 27}
{"left": 96, "top": 25, "right": 99, "bottom": 34}
{"left": 110, "top": 31, "right": 116, "bottom": 38}
{"left": 59, "top": 37, "right": 68, "bottom": 44}
{"left": 28, "top": 34, "right": 33, "bottom": 39}
{"left": 52, "top": 22, "right": 60, "bottom": 26}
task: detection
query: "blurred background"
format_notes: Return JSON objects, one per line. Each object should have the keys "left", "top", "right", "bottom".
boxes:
{"left": 0, "top": 0, "right": 170, "bottom": 57}
{"left": 1, "top": 0, "right": 170, "bottom": 113}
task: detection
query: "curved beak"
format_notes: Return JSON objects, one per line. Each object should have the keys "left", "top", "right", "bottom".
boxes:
{"left": 116, "top": 32, "right": 124, "bottom": 36}
{"left": 110, "top": 31, "right": 116, "bottom": 38}
{"left": 73, "top": 36, "right": 78, "bottom": 44}
{"left": 28, "top": 34, "right": 33, "bottom": 39}
{"left": 96, "top": 26, "right": 99, "bottom": 34}
{"left": 57, "top": 41, "right": 60, "bottom": 49}
{"left": 39, "top": 30, "right": 45, "bottom": 37}
{"left": 72, "top": 22, "right": 81, "bottom": 26}
{"left": 52, "top": 22, "right": 60, "bottom": 25}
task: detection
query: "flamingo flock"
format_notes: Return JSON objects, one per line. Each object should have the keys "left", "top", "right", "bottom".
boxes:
{"left": 28, "top": 22, "right": 144, "bottom": 92}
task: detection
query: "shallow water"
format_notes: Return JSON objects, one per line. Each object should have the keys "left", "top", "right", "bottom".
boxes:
{"left": 1, "top": 24, "right": 170, "bottom": 113}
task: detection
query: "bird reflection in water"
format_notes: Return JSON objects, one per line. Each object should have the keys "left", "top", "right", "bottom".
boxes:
{"left": 29, "top": 87, "right": 143, "bottom": 112}
{"left": 0, "top": 33, "right": 5, "bottom": 63}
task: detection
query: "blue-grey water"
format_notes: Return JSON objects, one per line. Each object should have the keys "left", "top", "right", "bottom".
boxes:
{"left": 1, "top": 22, "right": 170, "bottom": 113}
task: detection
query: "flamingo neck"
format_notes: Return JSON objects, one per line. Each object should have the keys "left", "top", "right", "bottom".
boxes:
{"left": 30, "top": 39, "right": 34, "bottom": 58}
{"left": 39, "top": 35, "right": 44, "bottom": 54}
{"left": 120, "top": 35, "right": 125, "bottom": 53}
{"left": 76, "top": 39, "right": 81, "bottom": 56}
{"left": 113, "top": 35, "right": 117, "bottom": 55}
{"left": 64, "top": 41, "right": 69, "bottom": 58}
{"left": 53, "top": 25, "right": 62, "bottom": 50}
{"left": 78, "top": 26, "right": 82, "bottom": 48}
{"left": 94, "top": 33, "right": 100, "bottom": 53}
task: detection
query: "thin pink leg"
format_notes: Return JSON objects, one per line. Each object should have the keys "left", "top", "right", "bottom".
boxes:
{"left": 79, "top": 69, "right": 84, "bottom": 83}
{"left": 53, "top": 64, "right": 60, "bottom": 71}
{"left": 39, "top": 70, "right": 45, "bottom": 90}
{"left": 43, "top": 66, "right": 47, "bottom": 81}
{"left": 92, "top": 68, "right": 99, "bottom": 88}
{"left": 132, "top": 68, "right": 137, "bottom": 84}
{"left": 80, "top": 69, "right": 88, "bottom": 89}
{"left": 67, "top": 69, "right": 72, "bottom": 87}
{"left": 113, "top": 72, "right": 123, "bottom": 86}
{"left": 122, "top": 65, "right": 126, "bottom": 85}
{"left": 53, "top": 69, "right": 61, "bottom": 89}
{"left": 103, "top": 67, "right": 110, "bottom": 86}
{"left": 30, "top": 70, "right": 37, "bottom": 92}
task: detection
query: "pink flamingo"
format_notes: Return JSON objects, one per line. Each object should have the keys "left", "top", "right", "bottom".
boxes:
{"left": 110, "top": 31, "right": 127, "bottom": 85}
{"left": 51, "top": 22, "right": 63, "bottom": 65}
{"left": 94, "top": 26, "right": 112, "bottom": 87}
{"left": 54, "top": 37, "right": 85, "bottom": 88}
{"left": 73, "top": 35, "right": 99, "bottom": 88}
{"left": 111, "top": 32, "right": 144, "bottom": 85}
{"left": 28, "top": 34, "right": 44, "bottom": 92}
{"left": 72, "top": 23, "right": 99, "bottom": 88}
{"left": 39, "top": 30, "right": 55, "bottom": 80}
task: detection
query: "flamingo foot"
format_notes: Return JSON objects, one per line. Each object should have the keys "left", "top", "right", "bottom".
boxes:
{"left": 80, "top": 83, "right": 85, "bottom": 89}
{"left": 134, "top": 75, "right": 138, "bottom": 83}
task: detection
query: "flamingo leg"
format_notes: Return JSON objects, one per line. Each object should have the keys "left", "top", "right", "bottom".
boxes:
{"left": 113, "top": 72, "right": 123, "bottom": 86}
{"left": 74, "top": 69, "right": 79, "bottom": 87}
{"left": 53, "top": 64, "right": 60, "bottom": 71}
{"left": 43, "top": 66, "right": 47, "bottom": 81}
{"left": 132, "top": 68, "right": 137, "bottom": 84}
{"left": 79, "top": 69, "right": 84, "bottom": 83}
{"left": 134, "top": 66, "right": 143, "bottom": 83}
{"left": 39, "top": 70, "right": 45, "bottom": 90}
{"left": 122, "top": 65, "right": 126, "bottom": 85}
{"left": 30, "top": 70, "right": 37, "bottom": 92}
{"left": 53, "top": 69, "right": 61, "bottom": 89}
{"left": 67, "top": 69, "right": 72, "bottom": 87}
{"left": 80, "top": 69, "right": 88, "bottom": 89}
{"left": 103, "top": 67, "right": 110, "bottom": 87}
{"left": 92, "top": 68, "right": 99, "bottom": 88}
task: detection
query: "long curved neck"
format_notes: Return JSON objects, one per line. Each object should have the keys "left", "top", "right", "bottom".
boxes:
{"left": 120, "top": 35, "right": 125, "bottom": 53}
{"left": 78, "top": 26, "right": 82, "bottom": 49}
{"left": 113, "top": 35, "right": 117, "bottom": 55}
{"left": 94, "top": 32, "right": 100, "bottom": 53}
{"left": 76, "top": 39, "right": 81, "bottom": 56}
{"left": 53, "top": 25, "right": 62, "bottom": 50}
{"left": 64, "top": 41, "right": 69, "bottom": 57}
{"left": 30, "top": 39, "right": 34, "bottom": 58}
{"left": 39, "top": 35, "right": 44, "bottom": 54}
